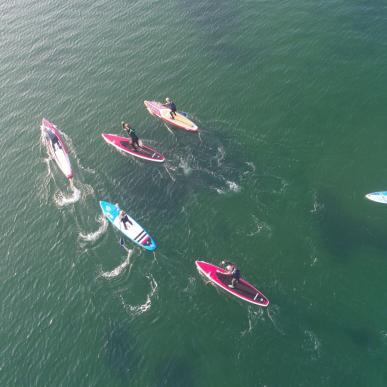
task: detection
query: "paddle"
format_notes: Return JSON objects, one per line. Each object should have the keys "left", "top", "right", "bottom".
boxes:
{"left": 117, "top": 203, "right": 125, "bottom": 247}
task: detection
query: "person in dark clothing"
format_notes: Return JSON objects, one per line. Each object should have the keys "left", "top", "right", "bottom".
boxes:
{"left": 122, "top": 122, "right": 140, "bottom": 150}
{"left": 163, "top": 97, "right": 177, "bottom": 119}
{"left": 118, "top": 210, "right": 133, "bottom": 230}
{"left": 46, "top": 129, "right": 60, "bottom": 148}
{"left": 220, "top": 260, "right": 241, "bottom": 288}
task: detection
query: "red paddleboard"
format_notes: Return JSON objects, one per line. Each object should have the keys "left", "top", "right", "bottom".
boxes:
{"left": 102, "top": 133, "right": 165, "bottom": 163}
{"left": 195, "top": 260, "right": 269, "bottom": 307}
{"left": 144, "top": 100, "right": 198, "bottom": 132}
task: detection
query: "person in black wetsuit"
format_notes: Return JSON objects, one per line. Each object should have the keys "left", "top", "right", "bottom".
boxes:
{"left": 163, "top": 97, "right": 177, "bottom": 119}
{"left": 118, "top": 209, "right": 133, "bottom": 230}
{"left": 46, "top": 129, "right": 60, "bottom": 148}
{"left": 122, "top": 122, "right": 140, "bottom": 150}
{"left": 220, "top": 260, "right": 241, "bottom": 288}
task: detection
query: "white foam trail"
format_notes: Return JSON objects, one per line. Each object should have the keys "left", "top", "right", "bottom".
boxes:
{"left": 179, "top": 157, "right": 193, "bottom": 176}
{"left": 245, "top": 161, "right": 256, "bottom": 172}
{"left": 241, "top": 307, "right": 265, "bottom": 336}
{"left": 303, "top": 330, "right": 321, "bottom": 359}
{"left": 247, "top": 215, "right": 272, "bottom": 237}
{"left": 267, "top": 305, "right": 285, "bottom": 335}
{"left": 79, "top": 215, "right": 108, "bottom": 242}
{"left": 310, "top": 191, "right": 324, "bottom": 214}
{"left": 100, "top": 249, "right": 133, "bottom": 279}
{"left": 123, "top": 274, "right": 158, "bottom": 316}
{"left": 226, "top": 180, "right": 241, "bottom": 192}
{"left": 216, "top": 146, "right": 226, "bottom": 166}
{"left": 54, "top": 180, "right": 81, "bottom": 207}
{"left": 213, "top": 180, "right": 241, "bottom": 194}
{"left": 164, "top": 165, "right": 176, "bottom": 182}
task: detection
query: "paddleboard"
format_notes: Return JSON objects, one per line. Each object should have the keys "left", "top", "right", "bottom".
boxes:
{"left": 144, "top": 100, "right": 198, "bottom": 132}
{"left": 195, "top": 260, "right": 269, "bottom": 307}
{"left": 99, "top": 201, "right": 157, "bottom": 251}
{"left": 365, "top": 191, "right": 387, "bottom": 204}
{"left": 101, "top": 133, "right": 165, "bottom": 163}
{"left": 41, "top": 118, "right": 73, "bottom": 180}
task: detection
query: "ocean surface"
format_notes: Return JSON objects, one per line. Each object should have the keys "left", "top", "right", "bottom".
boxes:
{"left": 1, "top": 0, "right": 387, "bottom": 386}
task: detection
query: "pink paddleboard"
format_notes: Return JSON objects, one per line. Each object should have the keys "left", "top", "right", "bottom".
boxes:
{"left": 102, "top": 133, "right": 165, "bottom": 163}
{"left": 195, "top": 260, "right": 269, "bottom": 307}
{"left": 41, "top": 118, "right": 73, "bottom": 180}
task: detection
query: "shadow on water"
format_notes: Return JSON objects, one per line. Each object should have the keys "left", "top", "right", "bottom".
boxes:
{"left": 103, "top": 324, "right": 139, "bottom": 383}
{"left": 313, "top": 189, "right": 387, "bottom": 260}
{"left": 154, "top": 357, "right": 195, "bottom": 387}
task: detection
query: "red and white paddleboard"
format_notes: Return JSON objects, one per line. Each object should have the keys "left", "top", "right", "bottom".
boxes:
{"left": 41, "top": 118, "right": 73, "bottom": 180}
{"left": 102, "top": 133, "right": 165, "bottom": 163}
{"left": 195, "top": 260, "right": 269, "bottom": 307}
{"left": 144, "top": 100, "right": 198, "bottom": 132}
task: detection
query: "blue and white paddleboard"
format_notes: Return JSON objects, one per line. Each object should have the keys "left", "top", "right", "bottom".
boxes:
{"left": 365, "top": 191, "right": 387, "bottom": 204}
{"left": 99, "top": 201, "right": 157, "bottom": 251}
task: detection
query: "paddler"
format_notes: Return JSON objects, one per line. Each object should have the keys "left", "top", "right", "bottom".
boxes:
{"left": 118, "top": 208, "right": 133, "bottom": 230}
{"left": 220, "top": 260, "right": 241, "bottom": 288}
{"left": 46, "top": 129, "right": 60, "bottom": 147}
{"left": 163, "top": 97, "right": 177, "bottom": 119}
{"left": 122, "top": 122, "right": 140, "bottom": 151}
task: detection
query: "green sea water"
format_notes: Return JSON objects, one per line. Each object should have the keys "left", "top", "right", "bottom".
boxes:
{"left": 1, "top": 0, "right": 387, "bottom": 386}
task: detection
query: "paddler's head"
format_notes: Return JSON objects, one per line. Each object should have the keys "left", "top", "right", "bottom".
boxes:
{"left": 165, "top": 97, "right": 170, "bottom": 103}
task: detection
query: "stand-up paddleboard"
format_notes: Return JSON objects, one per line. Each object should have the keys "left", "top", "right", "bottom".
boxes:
{"left": 195, "top": 260, "right": 269, "bottom": 307}
{"left": 365, "top": 191, "right": 387, "bottom": 204}
{"left": 41, "top": 118, "right": 73, "bottom": 180}
{"left": 99, "top": 201, "right": 157, "bottom": 251}
{"left": 144, "top": 100, "right": 198, "bottom": 132}
{"left": 101, "top": 133, "right": 165, "bottom": 163}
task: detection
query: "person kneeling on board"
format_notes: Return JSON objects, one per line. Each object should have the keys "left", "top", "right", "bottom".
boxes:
{"left": 118, "top": 209, "right": 133, "bottom": 230}
{"left": 122, "top": 122, "right": 141, "bottom": 151}
{"left": 220, "top": 261, "right": 240, "bottom": 288}
{"left": 163, "top": 97, "right": 177, "bottom": 119}
{"left": 46, "top": 129, "right": 61, "bottom": 148}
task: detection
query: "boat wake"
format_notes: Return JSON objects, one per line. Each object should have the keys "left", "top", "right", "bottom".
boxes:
{"left": 302, "top": 329, "right": 321, "bottom": 360}
{"left": 79, "top": 214, "right": 108, "bottom": 242}
{"left": 121, "top": 274, "right": 158, "bottom": 316}
{"left": 241, "top": 306, "right": 265, "bottom": 337}
{"left": 54, "top": 179, "right": 81, "bottom": 207}
{"left": 267, "top": 304, "right": 285, "bottom": 335}
{"left": 100, "top": 248, "right": 134, "bottom": 279}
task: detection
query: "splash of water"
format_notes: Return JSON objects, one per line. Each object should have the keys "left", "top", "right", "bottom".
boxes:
{"left": 100, "top": 249, "right": 133, "bottom": 279}
{"left": 241, "top": 306, "right": 265, "bottom": 336}
{"left": 216, "top": 145, "right": 226, "bottom": 167}
{"left": 79, "top": 215, "right": 108, "bottom": 242}
{"left": 179, "top": 157, "right": 193, "bottom": 176}
{"left": 164, "top": 164, "right": 176, "bottom": 182}
{"left": 226, "top": 180, "right": 241, "bottom": 192}
{"left": 122, "top": 274, "right": 158, "bottom": 316}
{"left": 54, "top": 180, "right": 81, "bottom": 207}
